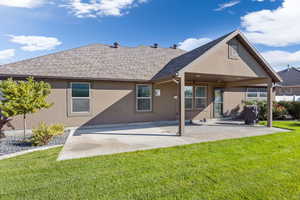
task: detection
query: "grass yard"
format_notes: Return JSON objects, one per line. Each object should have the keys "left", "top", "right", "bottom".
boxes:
{"left": 1, "top": 121, "right": 300, "bottom": 200}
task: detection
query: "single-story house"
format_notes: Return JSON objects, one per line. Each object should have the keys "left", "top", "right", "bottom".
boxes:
{"left": 0, "top": 30, "right": 281, "bottom": 135}
{"left": 275, "top": 67, "right": 300, "bottom": 102}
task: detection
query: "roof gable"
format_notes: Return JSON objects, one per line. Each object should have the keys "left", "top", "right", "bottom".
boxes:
{"left": 152, "top": 31, "right": 233, "bottom": 80}
{"left": 182, "top": 35, "right": 269, "bottom": 79}
{"left": 154, "top": 30, "right": 281, "bottom": 82}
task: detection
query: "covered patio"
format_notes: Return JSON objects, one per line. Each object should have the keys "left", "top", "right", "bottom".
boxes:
{"left": 153, "top": 30, "right": 282, "bottom": 136}
{"left": 174, "top": 72, "right": 275, "bottom": 136}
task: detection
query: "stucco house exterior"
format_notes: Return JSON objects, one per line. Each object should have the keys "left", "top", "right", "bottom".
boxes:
{"left": 275, "top": 67, "right": 300, "bottom": 102}
{"left": 0, "top": 30, "right": 281, "bottom": 135}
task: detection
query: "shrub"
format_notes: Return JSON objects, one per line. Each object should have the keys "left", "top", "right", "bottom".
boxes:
{"left": 243, "top": 100, "right": 288, "bottom": 120}
{"left": 31, "top": 122, "right": 65, "bottom": 146}
{"left": 50, "top": 123, "right": 65, "bottom": 134}
{"left": 277, "top": 101, "right": 300, "bottom": 120}
{"left": 273, "top": 103, "right": 288, "bottom": 120}
{"left": 288, "top": 102, "right": 300, "bottom": 120}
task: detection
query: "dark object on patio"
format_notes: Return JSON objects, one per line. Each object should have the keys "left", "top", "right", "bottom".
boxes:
{"left": 244, "top": 105, "right": 259, "bottom": 125}
{"left": 0, "top": 112, "right": 15, "bottom": 139}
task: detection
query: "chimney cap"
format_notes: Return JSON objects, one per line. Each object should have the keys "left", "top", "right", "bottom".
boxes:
{"left": 152, "top": 43, "right": 158, "bottom": 48}
{"left": 170, "top": 44, "right": 178, "bottom": 49}
{"left": 112, "top": 42, "right": 120, "bottom": 48}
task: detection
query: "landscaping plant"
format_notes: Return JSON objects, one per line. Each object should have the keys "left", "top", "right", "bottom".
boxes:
{"left": 277, "top": 101, "right": 300, "bottom": 120}
{"left": 0, "top": 77, "right": 53, "bottom": 139}
{"left": 31, "top": 122, "right": 64, "bottom": 146}
{"left": 287, "top": 102, "right": 300, "bottom": 120}
{"left": 244, "top": 100, "right": 288, "bottom": 120}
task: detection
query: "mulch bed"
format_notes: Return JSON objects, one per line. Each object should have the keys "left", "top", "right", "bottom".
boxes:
{"left": 0, "top": 130, "right": 70, "bottom": 156}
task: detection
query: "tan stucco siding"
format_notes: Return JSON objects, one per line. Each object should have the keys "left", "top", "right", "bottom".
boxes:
{"left": 6, "top": 79, "right": 267, "bottom": 130}
{"left": 184, "top": 38, "right": 269, "bottom": 78}
{"left": 8, "top": 80, "right": 179, "bottom": 130}
{"left": 223, "top": 87, "right": 246, "bottom": 118}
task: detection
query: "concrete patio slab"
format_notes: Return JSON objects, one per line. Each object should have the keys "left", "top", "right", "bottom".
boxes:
{"left": 58, "top": 124, "right": 287, "bottom": 160}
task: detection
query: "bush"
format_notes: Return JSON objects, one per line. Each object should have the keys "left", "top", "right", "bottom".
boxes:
{"left": 273, "top": 103, "right": 288, "bottom": 120}
{"left": 31, "top": 122, "right": 65, "bottom": 146}
{"left": 50, "top": 123, "right": 65, "bottom": 134}
{"left": 279, "top": 101, "right": 300, "bottom": 120}
{"left": 244, "top": 100, "right": 288, "bottom": 120}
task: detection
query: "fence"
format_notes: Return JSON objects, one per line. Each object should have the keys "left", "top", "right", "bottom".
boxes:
{"left": 276, "top": 95, "right": 300, "bottom": 102}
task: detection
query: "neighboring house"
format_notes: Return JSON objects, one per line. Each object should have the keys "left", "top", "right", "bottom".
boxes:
{"left": 0, "top": 30, "right": 281, "bottom": 134}
{"left": 276, "top": 67, "right": 300, "bottom": 102}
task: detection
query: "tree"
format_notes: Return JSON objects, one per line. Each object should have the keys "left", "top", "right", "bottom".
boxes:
{"left": 0, "top": 77, "right": 53, "bottom": 139}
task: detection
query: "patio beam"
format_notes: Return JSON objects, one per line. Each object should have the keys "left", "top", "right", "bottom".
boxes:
{"left": 178, "top": 74, "right": 185, "bottom": 136}
{"left": 225, "top": 78, "right": 269, "bottom": 87}
{"left": 267, "top": 80, "right": 273, "bottom": 127}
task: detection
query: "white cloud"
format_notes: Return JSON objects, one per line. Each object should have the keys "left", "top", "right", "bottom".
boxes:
{"left": 214, "top": 0, "right": 240, "bottom": 11}
{"left": 63, "top": 0, "right": 148, "bottom": 18}
{"left": 178, "top": 38, "right": 212, "bottom": 51}
{"left": 262, "top": 50, "right": 300, "bottom": 69}
{"left": 9, "top": 35, "right": 62, "bottom": 51}
{"left": 241, "top": 0, "right": 300, "bottom": 47}
{"left": 0, "top": 0, "right": 46, "bottom": 8}
{"left": 0, "top": 49, "right": 15, "bottom": 60}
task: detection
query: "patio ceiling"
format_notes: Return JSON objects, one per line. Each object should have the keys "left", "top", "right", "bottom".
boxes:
{"left": 185, "top": 72, "right": 268, "bottom": 84}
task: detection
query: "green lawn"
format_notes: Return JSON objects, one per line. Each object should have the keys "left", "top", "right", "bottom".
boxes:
{"left": 1, "top": 121, "right": 300, "bottom": 200}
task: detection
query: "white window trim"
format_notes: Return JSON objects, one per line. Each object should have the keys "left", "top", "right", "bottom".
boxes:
{"left": 195, "top": 86, "right": 207, "bottom": 109}
{"left": 70, "top": 82, "right": 91, "bottom": 114}
{"left": 185, "top": 86, "right": 193, "bottom": 110}
{"left": 136, "top": 84, "right": 152, "bottom": 112}
{"left": 246, "top": 88, "right": 267, "bottom": 101}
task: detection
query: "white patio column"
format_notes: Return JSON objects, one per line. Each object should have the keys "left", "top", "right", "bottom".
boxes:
{"left": 267, "top": 80, "right": 273, "bottom": 127}
{"left": 178, "top": 75, "right": 185, "bottom": 136}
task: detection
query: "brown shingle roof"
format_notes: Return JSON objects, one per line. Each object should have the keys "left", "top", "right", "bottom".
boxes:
{"left": 0, "top": 44, "right": 185, "bottom": 81}
{"left": 0, "top": 30, "right": 282, "bottom": 83}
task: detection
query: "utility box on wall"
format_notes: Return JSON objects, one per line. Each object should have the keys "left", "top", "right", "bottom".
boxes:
{"left": 155, "top": 89, "right": 161, "bottom": 96}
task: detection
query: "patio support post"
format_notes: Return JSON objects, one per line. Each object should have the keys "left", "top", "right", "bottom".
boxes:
{"left": 178, "top": 75, "right": 185, "bottom": 136}
{"left": 267, "top": 80, "right": 273, "bottom": 127}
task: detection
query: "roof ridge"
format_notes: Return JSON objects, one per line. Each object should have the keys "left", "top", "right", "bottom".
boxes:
{"left": 278, "top": 67, "right": 300, "bottom": 73}
{"left": 1, "top": 43, "right": 185, "bottom": 67}
{"left": 293, "top": 67, "right": 300, "bottom": 72}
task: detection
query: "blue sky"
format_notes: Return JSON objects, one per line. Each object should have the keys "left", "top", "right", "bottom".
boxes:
{"left": 0, "top": 0, "right": 299, "bottom": 71}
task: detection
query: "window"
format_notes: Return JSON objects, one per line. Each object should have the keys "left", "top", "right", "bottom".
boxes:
{"left": 229, "top": 42, "right": 239, "bottom": 59}
{"left": 195, "top": 86, "right": 207, "bottom": 109}
{"left": 136, "top": 84, "right": 152, "bottom": 112}
{"left": 185, "top": 86, "right": 193, "bottom": 110}
{"left": 71, "top": 83, "right": 90, "bottom": 113}
{"left": 246, "top": 88, "right": 267, "bottom": 100}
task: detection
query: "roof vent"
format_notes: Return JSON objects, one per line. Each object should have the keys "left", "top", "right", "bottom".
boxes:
{"left": 152, "top": 43, "right": 158, "bottom": 48}
{"left": 112, "top": 42, "right": 119, "bottom": 48}
{"left": 170, "top": 44, "right": 177, "bottom": 49}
